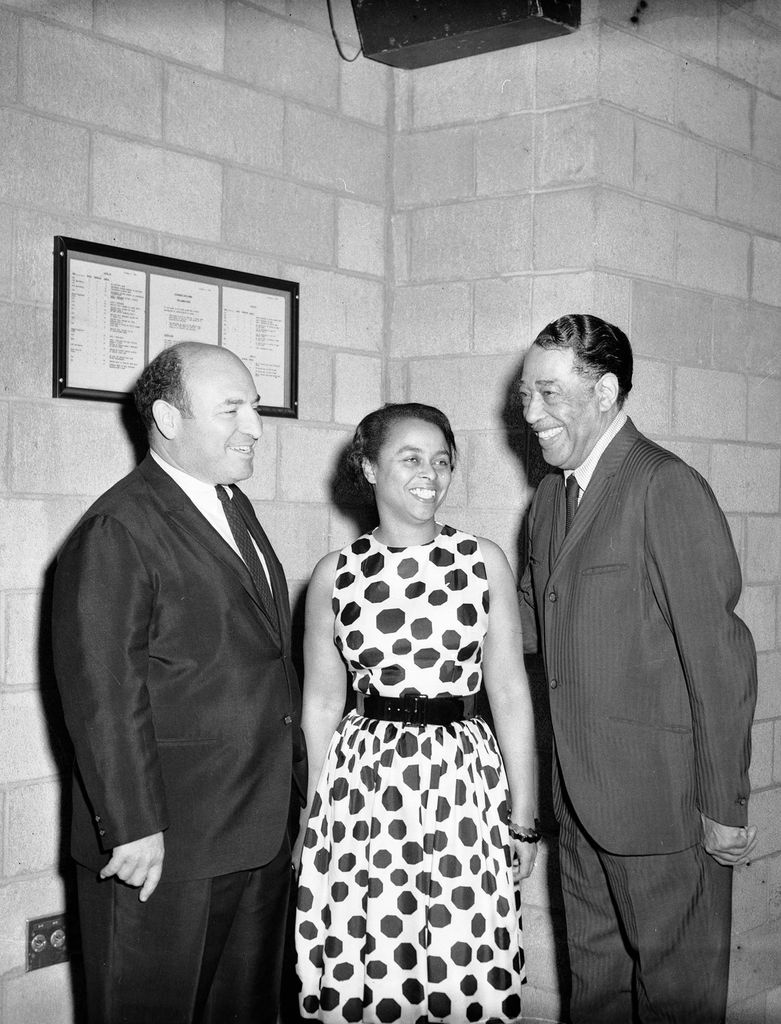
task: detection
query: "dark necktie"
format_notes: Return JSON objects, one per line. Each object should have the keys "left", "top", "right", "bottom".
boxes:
{"left": 216, "top": 485, "right": 277, "bottom": 627}
{"left": 565, "top": 474, "right": 580, "bottom": 534}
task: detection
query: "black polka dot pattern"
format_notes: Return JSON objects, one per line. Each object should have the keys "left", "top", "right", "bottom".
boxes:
{"left": 296, "top": 526, "right": 525, "bottom": 1022}
{"left": 331, "top": 525, "right": 488, "bottom": 700}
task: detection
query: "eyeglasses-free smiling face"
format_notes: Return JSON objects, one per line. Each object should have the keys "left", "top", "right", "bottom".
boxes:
{"left": 157, "top": 347, "right": 264, "bottom": 486}
{"left": 519, "top": 345, "right": 618, "bottom": 472}
{"left": 362, "top": 418, "right": 453, "bottom": 535}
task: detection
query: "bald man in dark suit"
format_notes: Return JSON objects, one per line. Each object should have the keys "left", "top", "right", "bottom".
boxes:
{"left": 519, "top": 315, "right": 757, "bottom": 1023}
{"left": 53, "top": 342, "right": 306, "bottom": 1024}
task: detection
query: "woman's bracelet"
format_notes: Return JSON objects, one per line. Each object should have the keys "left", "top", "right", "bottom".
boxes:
{"left": 507, "top": 819, "right": 542, "bottom": 844}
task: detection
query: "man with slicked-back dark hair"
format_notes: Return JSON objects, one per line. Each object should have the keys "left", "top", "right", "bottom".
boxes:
{"left": 519, "top": 314, "right": 757, "bottom": 1023}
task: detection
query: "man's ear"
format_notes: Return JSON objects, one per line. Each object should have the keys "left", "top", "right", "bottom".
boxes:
{"left": 362, "top": 457, "right": 377, "bottom": 486}
{"left": 151, "top": 399, "right": 181, "bottom": 440}
{"left": 595, "top": 372, "right": 620, "bottom": 412}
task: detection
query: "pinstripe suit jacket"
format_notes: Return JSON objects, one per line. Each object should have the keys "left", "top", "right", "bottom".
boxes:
{"left": 521, "top": 418, "right": 756, "bottom": 855}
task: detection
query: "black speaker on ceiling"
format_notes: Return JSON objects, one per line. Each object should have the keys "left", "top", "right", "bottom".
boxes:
{"left": 350, "top": 0, "right": 580, "bottom": 70}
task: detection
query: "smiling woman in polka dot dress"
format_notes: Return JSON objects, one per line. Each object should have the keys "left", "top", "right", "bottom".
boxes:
{"left": 294, "top": 403, "right": 538, "bottom": 1024}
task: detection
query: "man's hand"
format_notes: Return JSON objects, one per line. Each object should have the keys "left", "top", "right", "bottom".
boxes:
{"left": 100, "top": 832, "right": 165, "bottom": 901}
{"left": 701, "top": 814, "right": 757, "bottom": 866}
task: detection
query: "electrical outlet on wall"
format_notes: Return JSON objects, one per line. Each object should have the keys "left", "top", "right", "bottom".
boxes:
{"left": 27, "top": 914, "right": 69, "bottom": 971}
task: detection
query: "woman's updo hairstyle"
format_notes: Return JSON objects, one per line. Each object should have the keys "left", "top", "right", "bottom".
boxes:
{"left": 347, "top": 403, "right": 457, "bottom": 500}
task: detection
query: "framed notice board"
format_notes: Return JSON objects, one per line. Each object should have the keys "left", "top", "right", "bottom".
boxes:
{"left": 53, "top": 236, "right": 299, "bottom": 417}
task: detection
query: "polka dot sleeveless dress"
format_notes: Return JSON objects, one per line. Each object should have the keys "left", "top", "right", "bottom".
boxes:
{"left": 296, "top": 526, "right": 525, "bottom": 1024}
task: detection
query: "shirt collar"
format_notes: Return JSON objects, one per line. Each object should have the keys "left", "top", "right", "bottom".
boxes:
{"left": 150, "top": 449, "right": 227, "bottom": 509}
{"left": 564, "top": 409, "right": 627, "bottom": 493}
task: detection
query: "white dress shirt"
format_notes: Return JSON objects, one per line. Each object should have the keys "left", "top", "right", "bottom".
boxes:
{"left": 564, "top": 409, "right": 627, "bottom": 504}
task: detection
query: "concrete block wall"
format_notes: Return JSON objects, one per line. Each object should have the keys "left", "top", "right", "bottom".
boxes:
{"left": 613, "top": 8, "right": 781, "bottom": 1015}
{"left": 0, "top": 2, "right": 389, "bottom": 1020}
{"left": 390, "top": 1, "right": 781, "bottom": 1020}
{"left": 1, "top": 0, "right": 779, "bottom": 1021}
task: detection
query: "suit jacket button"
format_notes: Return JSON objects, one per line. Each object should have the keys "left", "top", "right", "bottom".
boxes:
{"left": 98, "top": 829, "right": 106, "bottom": 837}
{"left": 548, "top": 591, "right": 557, "bottom": 602}
{"left": 738, "top": 797, "right": 747, "bottom": 806}
{"left": 550, "top": 678, "right": 558, "bottom": 689}
{"left": 283, "top": 714, "right": 293, "bottom": 725}
{"left": 94, "top": 815, "right": 101, "bottom": 823}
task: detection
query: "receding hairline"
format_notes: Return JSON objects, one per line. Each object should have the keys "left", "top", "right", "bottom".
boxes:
{"left": 174, "top": 342, "right": 244, "bottom": 372}
{"left": 174, "top": 343, "right": 253, "bottom": 389}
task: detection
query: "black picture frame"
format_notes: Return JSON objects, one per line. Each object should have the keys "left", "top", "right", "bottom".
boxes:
{"left": 53, "top": 236, "right": 299, "bottom": 418}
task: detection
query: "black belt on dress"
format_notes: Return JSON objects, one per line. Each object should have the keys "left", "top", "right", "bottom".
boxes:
{"left": 356, "top": 692, "right": 477, "bottom": 727}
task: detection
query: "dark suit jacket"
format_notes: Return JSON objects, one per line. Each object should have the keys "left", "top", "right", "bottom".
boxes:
{"left": 52, "top": 454, "right": 307, "bottom": 881}
{"left": 521, "top": 418, "right": 756, "bottom": 855}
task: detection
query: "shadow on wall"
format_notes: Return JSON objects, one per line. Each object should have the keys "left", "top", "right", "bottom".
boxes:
{"left": 35, "top": 401, "right": 149, "bottom": 1021}
{"left": 37, "top": 562, "right": 88, "bottom": 1021}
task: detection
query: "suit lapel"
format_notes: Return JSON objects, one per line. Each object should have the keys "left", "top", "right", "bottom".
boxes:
{"left": 551, "top": 419, "right": 640, "bottom": 569}
{"left": 137, "top": 456, "right": 282, "bottom": 641}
